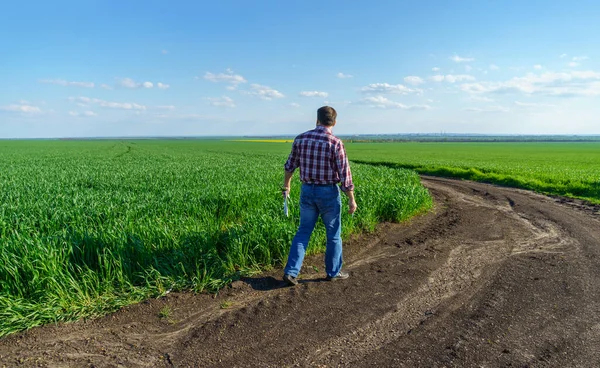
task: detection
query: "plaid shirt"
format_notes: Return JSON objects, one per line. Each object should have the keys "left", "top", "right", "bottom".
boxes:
{"left": 284, "top": 125, "right": 354, "bottom": 192}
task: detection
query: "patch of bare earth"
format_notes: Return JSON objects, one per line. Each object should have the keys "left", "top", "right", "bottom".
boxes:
{"left": 1, "top": 177, "right": 600, "bottom": 367}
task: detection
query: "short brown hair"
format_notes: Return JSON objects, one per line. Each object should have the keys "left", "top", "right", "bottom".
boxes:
{"left": 317, "top": 106, "right": 337, "bottom": 126}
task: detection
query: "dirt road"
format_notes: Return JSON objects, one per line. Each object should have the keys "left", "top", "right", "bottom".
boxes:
{"left": 1, "top": 177, "right": 600, "bottom": 367}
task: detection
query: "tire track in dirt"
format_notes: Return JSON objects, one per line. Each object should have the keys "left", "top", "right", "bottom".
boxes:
{"left": 297, "top": 177, "right": 581, "bottom": 367}
{"left": 1, "top": 177, "right": 600, "bottom": 367}
{"left": 349, "top": 177, "right": 600, "bottom": 368}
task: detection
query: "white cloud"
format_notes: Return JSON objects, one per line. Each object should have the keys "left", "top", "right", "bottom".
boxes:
{"left": 245, "top": 84, "right": 285, "bottom": 100}
{"left": 432, "top": 67, "right": 440, "bottom": 72}
{"left": 119, "top": 78, "right": 157, "bottom": 89}
{"left": 450, "top": 54, "right": 475, "bottom": 63}
{"left": 71, "top": 96, "right": 91, "bottom": 104}
{"left": 299, "top": 91, "right": 329, "bottom": 98}
{"left": 161, "top": 50, "right": 169, "bottom": 55}
{"left": 289, "top": 102, "right": 301, "bottom": 108}
{"left": 429, "top": 74, "right": 476, "bottom": 83}
{"left": 469, "top": 95, "right": 495, "bottom": 102}
{"left": 360, "top": 83, "right": 421, "bottom": 94}
{"left": 100, "top": 84, "right": 112, "bottom": 90}
{"left": 208, "top": 96, "right": 236, "bottom": 108}
{"left": 460, "top": 70, "right": 600, "bottom": 97}
{"left": 337, "top": 72, "right": 353, "bottom": 79}
{"left": 203, "top": 69, "right": 247, "bottom": 87}
{"left": 465, "top": 106, "right": 510, "bottom": 113}
{"left": 120, "top": 78, "right": 138, "bottom": 88}
{"left": 489, "top": 64, "right": 500, "bottom": 71}
{"left": 568, "top": 56, "right": 589, "bottom": 68}
{"left": 446, "top": 74, "right": 476, "bottom": 83}
{"left": 560, "top": 53, "right": 568, "bottom": 58}
{"left": 69, "top": 96, "right": 147, "bottom": 110}
{"left": 69, "top": 110, "right": 97, "bottom": 117}
{"left": 570, "top": 71, "right": 600, "bottom": 79}
{"left": 155, "top": 105, "right": 176, "bottom": 110}
{"left": 514, "top": 101, "right": 556, "bottom": 108}
{"left": 157, "top": 82, "right": 170, "bottom": 89}
{"left": 534, "top": 64, "right": 543, "bottom": 70}
{"left": 40, "top": 79, "right": 94, "bottom": 88}
{"left": 356, "top": 95, "right": 430, "bottom": 110}
{"left": 572, "top": 56, "right": 589, "bottom": 62}
{"left": 465, "top": 65, "right": 473, "bottom": 72}
{"left": 0, "top": 104, "right": 42, "bottom": 113}
{"left": 99, "top": 101, "right": 146, "bottom": 110}
{"left": 404, "top": 76, "right": 425, "bottom": 85}
{"left": 460, "top": 83, "right": 489, "bottom": 94}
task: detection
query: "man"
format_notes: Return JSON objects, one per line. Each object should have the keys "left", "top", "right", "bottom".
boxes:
{"left": 281, "top": 106, "right": 357, "bottom": 286}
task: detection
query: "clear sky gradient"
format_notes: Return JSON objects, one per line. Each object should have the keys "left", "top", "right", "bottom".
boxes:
{"left": 1, "top": 0, "right": 599, "bottom": 138}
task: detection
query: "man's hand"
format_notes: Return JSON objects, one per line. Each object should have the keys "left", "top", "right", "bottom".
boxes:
{"left": 283, "top": 171, "right": 294, "bottom": 198}
{"left": 348, "top": 199, "right": 358, "bottom": 214}
{"left": 344, "top": 190, "right": 357, "bottom": 214}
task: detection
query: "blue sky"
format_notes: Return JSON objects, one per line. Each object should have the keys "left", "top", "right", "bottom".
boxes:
{"left": 1, "top": 0, "right": 599, "bottom": 138}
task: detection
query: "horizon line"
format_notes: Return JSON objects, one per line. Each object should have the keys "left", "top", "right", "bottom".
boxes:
{"left": 2, "top": 133, "right": 600, "bottom": 140}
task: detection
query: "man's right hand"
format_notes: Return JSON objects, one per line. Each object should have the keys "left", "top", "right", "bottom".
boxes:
{"left": 348, "top": 199, "right": 357, "bottom": 214}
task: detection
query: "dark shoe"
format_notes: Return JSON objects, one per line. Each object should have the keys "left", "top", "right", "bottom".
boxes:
{"left": 283, "top": 274, "right": 298, "bottom": 286}
{"left": 326, "top": 271, "right": 349, "bottom": 281}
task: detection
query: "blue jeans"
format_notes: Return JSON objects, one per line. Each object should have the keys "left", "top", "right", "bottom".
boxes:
{"left": 284, "top": 183, "right": 343, "bottom": 278}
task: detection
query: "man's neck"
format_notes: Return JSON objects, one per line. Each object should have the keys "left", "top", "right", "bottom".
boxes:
{"left": 316, "top": 124, "right": 333, "bottom": 132}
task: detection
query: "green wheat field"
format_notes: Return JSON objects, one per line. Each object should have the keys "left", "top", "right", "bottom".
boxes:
{"left": 0, "top": 140, "right": 431, "bottom": 336}
{"left": 349, "top": 142, "right": 600, "bottom": 203}
{"left": 1, "top": 139, "right": 599, "bottom": 336}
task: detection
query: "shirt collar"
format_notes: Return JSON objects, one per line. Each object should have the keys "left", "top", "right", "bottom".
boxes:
{"left": 315, "top": 125, "right": 333, "bottom": 134}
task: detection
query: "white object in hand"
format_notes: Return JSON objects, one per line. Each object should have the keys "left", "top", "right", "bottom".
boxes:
{"left": 283, "top": 192, "right": 289, "bottom": 217}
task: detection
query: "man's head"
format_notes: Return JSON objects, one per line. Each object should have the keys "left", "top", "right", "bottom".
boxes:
{"left": 317, "top": 106, "right": 337, "bottom": 127}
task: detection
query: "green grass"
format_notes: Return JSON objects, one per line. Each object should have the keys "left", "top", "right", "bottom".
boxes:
{"left": 7, "top": 139, "right": 595, "bottom": 337}
{"left": 159, "top": 306, "right": 172, "bottom": 319}
{"left": 346, "top": 142, "right": 600, "bottom": 203}
{"left": 0, "top": 140, "right": 432, "bottom": 336}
